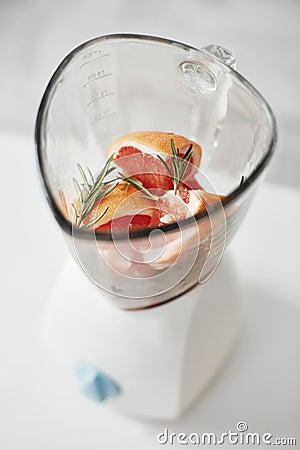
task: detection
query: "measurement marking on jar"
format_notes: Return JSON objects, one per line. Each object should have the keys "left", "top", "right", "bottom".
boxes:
{"left": 80, "top": 53, "right": 110, "bottom": 68}
{"left": 83, "top": 73, "right": 112, "bottom": 88}
{"left": 86, "top": 92, "right": 115, "bottom": 107}
{"left": 91, "top": 111, "right": 116, "bottom": 126}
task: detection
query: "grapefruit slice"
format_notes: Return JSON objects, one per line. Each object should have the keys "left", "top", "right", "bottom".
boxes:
{"left": 106, "top": 131, "right": 202, "bottom": 191}
{"left": 155, "top": 189, "right": 224, "bottom": 224}
{"left": 114, "top": 146, "right": 174, "bottom": 191}
{"left": 96, "top": 214, "right": 152, "bottom": 232}
{"left": 77, "top": 183, "right": 155, "bottom": 231}
{"left": 149, "top": 189, "right": 225, "bottom": 270}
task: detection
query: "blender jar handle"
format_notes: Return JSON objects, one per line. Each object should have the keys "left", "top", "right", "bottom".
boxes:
{"left": 179, "top": 44, "right": 236, "bottom": 95}
{"left": 201, "top": 44, "right": 236, "bottom": 69}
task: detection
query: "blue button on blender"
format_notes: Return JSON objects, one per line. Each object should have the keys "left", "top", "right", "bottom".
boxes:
{"left": 75, "top": 361, "right": 120, "bottom": 402}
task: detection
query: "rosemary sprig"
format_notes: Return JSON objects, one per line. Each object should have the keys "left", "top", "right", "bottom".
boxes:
{"left": 80, "top": 207, "right": 109, "bottom": 230}
{"left": 119, "top": 173, "right": 159, "bottom": 201}
{"left": 157, "top": 138, "right": 193, "bottom": 195}
{"left": 71, "top": 138, "right": 194, "bottom": 230}
{"left": 72, "top": 155, "right": 118, "bottom": 229}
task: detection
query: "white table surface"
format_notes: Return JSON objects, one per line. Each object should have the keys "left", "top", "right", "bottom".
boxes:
{"left": 0, "top": 132, "right": 299, "bottom": 449}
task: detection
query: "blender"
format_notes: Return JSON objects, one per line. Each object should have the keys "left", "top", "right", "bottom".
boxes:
{"left": 35, "top": 34, "right": 276, "bottom": 420}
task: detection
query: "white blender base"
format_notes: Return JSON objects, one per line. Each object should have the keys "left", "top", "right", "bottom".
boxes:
{"left": 42, "top": 253, "right": 241, "bottom": 420}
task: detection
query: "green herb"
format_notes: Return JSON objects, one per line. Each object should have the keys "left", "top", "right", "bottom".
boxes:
{"left": 72, "top": 156, "right": 118, "bottom": 229}
{"left": 119, "top": 173, "right": 159, "bottom": 201}
{"left": 80, "top": 207, "right": 109, "bottom": 230}
{"left": 157, "top": 138, "right": 193, "bottom": 195}
{"left": 71, "top": 137, "right": 194, "bottom": 230}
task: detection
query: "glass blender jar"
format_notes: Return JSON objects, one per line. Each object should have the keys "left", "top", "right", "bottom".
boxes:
{"left": 35, "top": 35, "right": 276, "bottom": 419}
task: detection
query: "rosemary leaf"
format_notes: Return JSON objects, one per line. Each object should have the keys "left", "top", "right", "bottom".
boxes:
{"left": 71, "top": 203, "right": 79, "bottom": 224}
{"left": 159, "top": 138, "right": 194, "bottom": 194}
{"left": 80, "top": 207, "right": 109, "bottom": 230}
{"left": 73, "top": 178, "right": 83, "bottom": 204}
{"left": 77, "top": 163, "right": 91, "bottom": 190}
{"left": 179, "top": 152, "right": 193, "bottom": 181}
{"left": 95, "top": 154, "right": 114, "bottom": 184}
{"left": 170, "top": 138, "right": 177, "bottom": 156}
{"left": 100, "top": 181, "right": 119, "bottom": 198}
{"left": 182, "top": 143, "right": 193, "bottom": 160}
{"left": 80, "top": 193, "right": 99, "bottom": 219}
{"left": 86, "top": 167, "right": 94, "bottom": 184}
{"left": 157, "top": 154, "right": 173, "bottom": 178}
{"left": 171, "top": 157, "right": 180, "bottom": 183}
{"left": 71, "top": 155, "right": 118, "bottom": 229}
{"left": 80, "top": 181, "right": 118, "bottom": 220}
{"left": 120, "top": 174, "right": 159, "bottom": 201}
{"left": 89, "top": 166, "right": 115, "bottom": 197}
